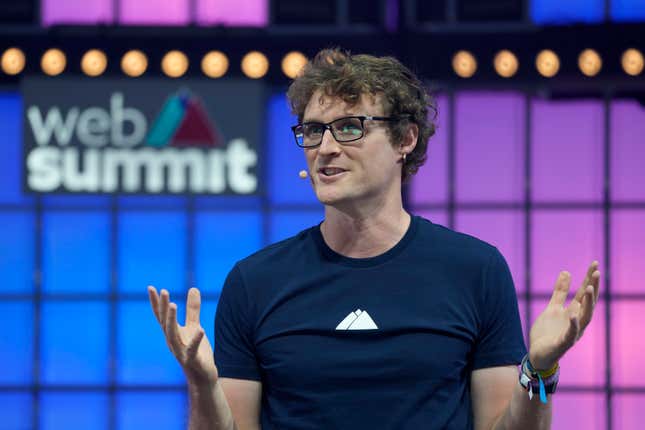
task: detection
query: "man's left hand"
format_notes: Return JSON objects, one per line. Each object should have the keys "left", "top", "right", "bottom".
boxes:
{"left": 528, "top": 261, "right": 601, "bottom": 371}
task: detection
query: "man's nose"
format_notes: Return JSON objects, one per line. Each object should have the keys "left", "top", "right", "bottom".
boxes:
{"left": 318, "top": 127, "right": 341, "bottom": 154}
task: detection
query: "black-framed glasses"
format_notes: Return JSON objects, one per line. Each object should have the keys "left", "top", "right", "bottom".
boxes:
{"left": 291, "top": 115, "right": 409, "bottom": 148}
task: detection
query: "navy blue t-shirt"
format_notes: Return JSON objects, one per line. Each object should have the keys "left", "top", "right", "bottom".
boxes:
{"left": 214, "top": 216, "right": 526, "bottom": 429}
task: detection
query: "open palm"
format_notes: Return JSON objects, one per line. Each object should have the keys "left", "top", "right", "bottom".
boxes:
{"left": 148, "top": 286, "right": 219, "bottom": 384}
{"left": 529, "top": 261, "right": 600, "bottom": 371}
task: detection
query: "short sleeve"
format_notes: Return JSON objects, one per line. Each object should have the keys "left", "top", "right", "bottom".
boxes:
{"left": 214, "top": 264, "right": 261, "bottom": 381}
{"left": 472, "top": 248, "right": 527, "bottom": 369}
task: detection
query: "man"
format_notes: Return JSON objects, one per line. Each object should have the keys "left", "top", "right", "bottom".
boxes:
{"left": 148, "top": 48, "right": 600, "bottom": 429}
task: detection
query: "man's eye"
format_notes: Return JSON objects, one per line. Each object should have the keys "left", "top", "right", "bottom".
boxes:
{"left": 336, "top": 121, "right": 362, "bottom": 135}
{"left": 304, "top": 125, "right": 324, "bottom": 136}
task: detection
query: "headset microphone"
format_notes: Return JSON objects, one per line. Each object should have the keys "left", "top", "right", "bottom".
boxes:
{"left": 299, "top": 170, "right": 308, "bottom": 179}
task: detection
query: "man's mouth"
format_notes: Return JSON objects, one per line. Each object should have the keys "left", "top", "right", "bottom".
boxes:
{"left": 319, "top": 167, "right": 346, "bottom": 176}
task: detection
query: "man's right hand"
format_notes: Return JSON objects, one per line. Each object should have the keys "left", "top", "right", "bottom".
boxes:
{"left": 148, "top": 286, "right": 219, "bottom": 385}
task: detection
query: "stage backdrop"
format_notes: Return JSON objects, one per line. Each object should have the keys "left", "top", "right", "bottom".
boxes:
{"left": 0, "top": 85, "right": 644, "bottom": 430}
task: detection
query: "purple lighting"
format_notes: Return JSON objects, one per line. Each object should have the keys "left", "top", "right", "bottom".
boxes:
{"left": 531, "top": 100, "right": 603, "bottom": 203}
{"left": 611, "top": 301, "right": 645, "bottom": 387}
{"left": 42, "top": 0, "right": 113, "bottom": 25}
{"left": 42, "top": 0, "right": 268, "bottom": 26}
{"left": 531, "top": 210, "right": 604, "bottom": 294}
{"left": 611, "top": 101, "right": 645, "bottom": 201}
{"left": 551, "top": 393, "right": 605, "bottom": 430}
{"left": 409, "top": 95, "right": 448, "bottom": 205}
{"left": 455, "top": 92, "right": 525, "bottom": 203}
{"left": 611, "top": 210, "right": 645, "bottom": 294}
{"left": 119, "top": 0, "right": 189, "bottom": 25}
{"left": 197, "top": 0, "right": 268, "bottom": 26}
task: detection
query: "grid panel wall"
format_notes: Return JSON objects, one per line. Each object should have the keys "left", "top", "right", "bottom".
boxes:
{"left": 1, "top": 90, "right": 644, "bottom": 429}
{"left": 408, "top": 90, "right": 645, "bottom": 430}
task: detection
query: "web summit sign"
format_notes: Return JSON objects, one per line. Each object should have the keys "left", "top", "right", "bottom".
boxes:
{"left": 22, "top": 78, "right": 262, "bottom": 194}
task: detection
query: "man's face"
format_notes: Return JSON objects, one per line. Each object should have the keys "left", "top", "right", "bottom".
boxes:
{"left": 302, "top": 91, "right": 403, "bottom": 210}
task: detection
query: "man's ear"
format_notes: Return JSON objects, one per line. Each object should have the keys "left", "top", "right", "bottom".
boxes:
{"left": 401, "top": 122, "right": 419, "bottom": 156}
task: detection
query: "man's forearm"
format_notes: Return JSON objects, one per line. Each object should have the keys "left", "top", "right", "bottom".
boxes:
{"left": 188, "top": 379, "right": 237, "bottom": 430}
{"left": 492, "top": 383, "right": 552, "bottom": 430}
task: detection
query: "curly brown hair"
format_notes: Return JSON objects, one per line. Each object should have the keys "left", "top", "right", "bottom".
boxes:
{"left": 286, "top": 48, "right": 436, "bottom": 182}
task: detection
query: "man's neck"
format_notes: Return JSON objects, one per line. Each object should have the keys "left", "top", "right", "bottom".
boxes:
{"left": 320, "top": 200, "right": 411, "bottom": 259}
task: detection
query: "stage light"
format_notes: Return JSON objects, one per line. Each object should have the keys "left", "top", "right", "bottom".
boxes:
{"left": 121, "top": 50, "right": 148, "bottom": 77}
{"left": 201, "top": 51, "right": 229, "bottom": 78}
{"left": 1, "top": 47, "right": 26, "bottom": 75}
{"left": 535, "top": 49, "right": 560, "bottom": 78}
{"left": 162, "top": 50, "right": 188, "bottom": 78}
{"left": 493, "top": 50, "right": 518, "bottom": 78}
{"left": 578, "top": 49, "right": 602, "bottom": 77}
{"left": 621, "top": 48, "right": 644, "bottom": 76}
{"left": 241, "top": 51, "right": 269, "bottom": 79}
{"left": 452, "top": 50, "right": 477, "bottom": 78}
{"left": 81, "top": 49, "right": 107, "bottom": 77}
{"left": 281, "top": 51, "right": 307, "bottom": 79}
{"left": 41, "top": 48, "right": 66, "bottom": 76}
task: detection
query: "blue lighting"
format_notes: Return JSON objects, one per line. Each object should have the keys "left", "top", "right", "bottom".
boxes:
{"left": 42, "top": 211, "right": 110, "bottom": 294}
{"left": 41, "top": 301, "right": 109, "bottom": 384}
{"left": 194, "top": 211, "right": 263, "bottom": 295}
{"left": 118, "top": 211, "right": 186, "bottom": 293}
{"left": 531, "top": 0, "right": 604, "bottom": 24}
{"left": 0, "top": 212, "right": 34, "bottom": 293}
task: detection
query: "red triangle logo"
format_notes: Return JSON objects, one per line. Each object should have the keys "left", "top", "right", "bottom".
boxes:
{"left": 170, "top": 98, "right": 221, "bottom": 147}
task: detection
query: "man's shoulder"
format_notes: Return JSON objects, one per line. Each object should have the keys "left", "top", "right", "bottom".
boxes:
{"left": 236, "top": 225, "right": 319, "bottom": 274}
{"left": 415, "top": 215, "right": 498, "bottom": 260}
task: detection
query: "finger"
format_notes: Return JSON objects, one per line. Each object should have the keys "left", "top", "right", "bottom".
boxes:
{"left": 591, "top": 269, "right": 601, "bottom": 305}
{"left": 160, "top": 289, "right": 170, "bottom": 332}
{"left": 186, "top": 329, "right": 205, "bottom": 362}
{"left": 166, "top": 302, "right": 184, "bottom": 356}
{"left": 147, "top": 286, "right": 162, "bottom": 325}
{"left": 185, "top": 288, "right": 202, "bottom": 327}
{"left": 549, "top": 271, "right": 571, "bottom": 307}
{"left": 574, "top": 261, "right": 599, "bottom": 303}
{"left": 578, "top": 285, "right": 596, "bottom": 334}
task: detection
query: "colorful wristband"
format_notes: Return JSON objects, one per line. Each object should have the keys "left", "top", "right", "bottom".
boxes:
{"left": 519, "top": 355, "right": 559, "bottom": 404}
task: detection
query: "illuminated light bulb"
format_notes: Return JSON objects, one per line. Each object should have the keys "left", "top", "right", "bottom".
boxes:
{"left": 241, "top": 51, "right": 269, "bottom": 79}
{"left": 452, "top": 50, "right": 477, "bottom": 78}
{"left": 162, "top": 50, "right": 189, "bottom": 78}
{"left": 121, "top": 50, "right": 148, "bottom": 77}
{"left": 578, "top": 49, "right": 602, "bottom": 77}
{"left": 201, "top": 51, "right": 229, "bottom": 78}
{"left": 41, "top": 48, "right": 66, "bottom": 76}
{"left": 1, "top": 47, "right": 26, "bottom": 75}
{"left": 81, "top": 49, "right": 107, "bottom": 77}
{"left": 493, "top": 50, "right": 519, "bottom": 78}
{"left": 621, "top": 48, "right": 644, "bottom": 76}
{"left": 281, "top": 51, "right": 308, "bottom": 79}
{"left": 535, "top": 49, "right": 560, "bottom": 78}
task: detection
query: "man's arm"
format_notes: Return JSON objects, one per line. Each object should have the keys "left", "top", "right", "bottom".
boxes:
{"left": 471, "top": 261, "right": 600, "bottom": 430}
{"left": 188, "top": 377, "right": 261, "bottom": 430}
{"left": 148, "top": 287, "right": 262, "bottom": 430}
{"left": 471, "top": 366, "right": 551, "bottom": 430}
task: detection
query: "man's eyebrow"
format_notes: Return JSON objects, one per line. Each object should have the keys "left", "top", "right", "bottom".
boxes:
{"left": 301, "top": 117, "right": 324, "bottom": 123}
{"left": 302, "top": 114, "right": 359, "bottom": 123}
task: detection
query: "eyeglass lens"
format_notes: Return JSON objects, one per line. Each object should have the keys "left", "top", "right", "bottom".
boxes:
{"left": 296, "top": 117, "right": 364, "bottom": 147}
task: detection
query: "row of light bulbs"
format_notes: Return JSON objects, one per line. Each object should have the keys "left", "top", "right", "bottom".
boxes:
{"left": 2, "top": 46, "right": 644, "bottom": 79}
{"left": 453, "top": 48, "right": 645, "bottom": 78}
{"left": 0, "top": 47, "right": 308, "bottom": 79}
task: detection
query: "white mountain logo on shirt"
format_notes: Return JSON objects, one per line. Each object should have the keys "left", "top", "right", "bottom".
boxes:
{"left": 335, "top": 309, "right": 378, "bottom": 330}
